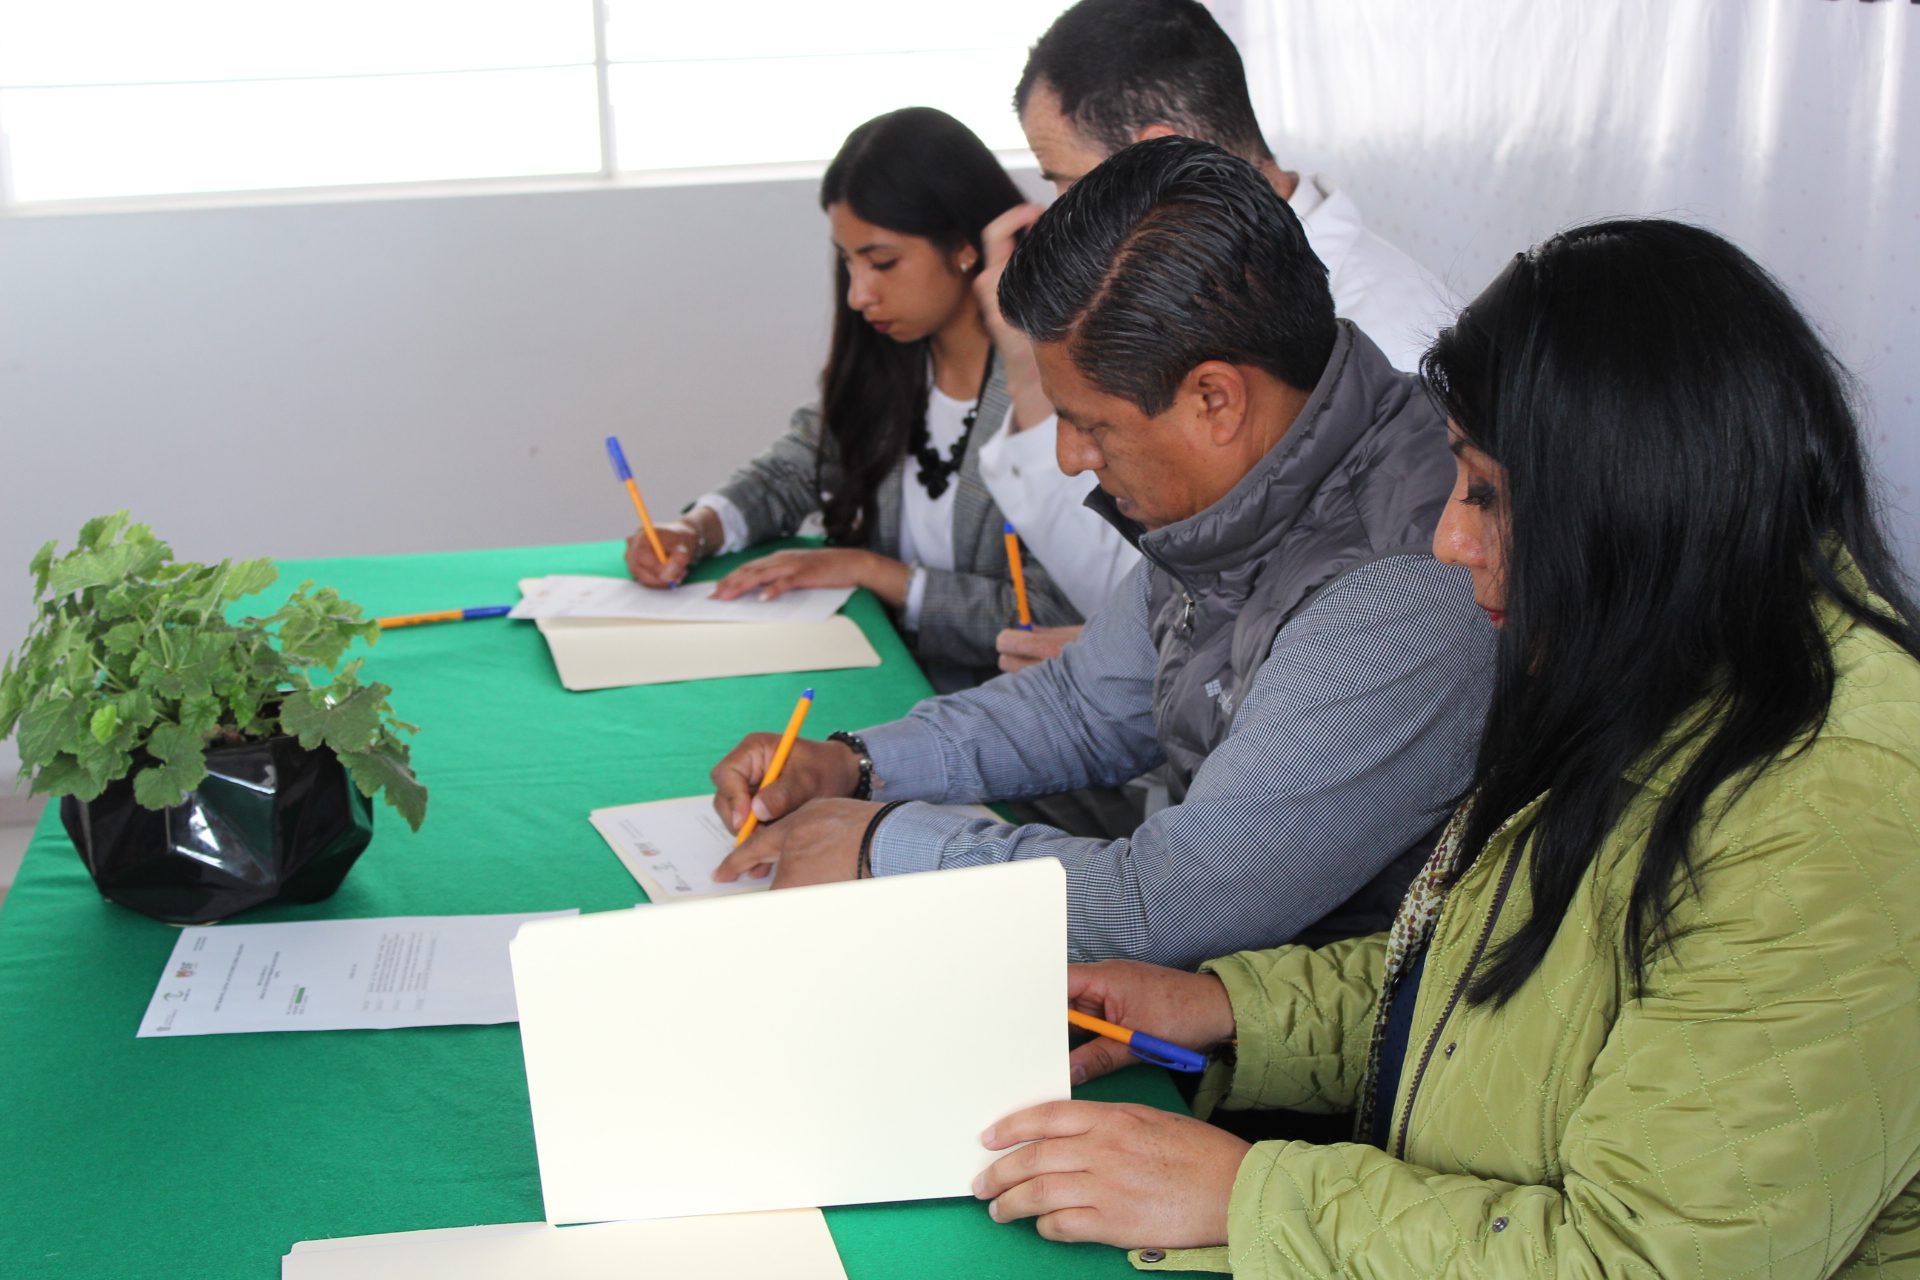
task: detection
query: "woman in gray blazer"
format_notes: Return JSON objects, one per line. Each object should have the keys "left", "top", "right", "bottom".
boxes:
{"left": 625, "top": 108, "right": 1078, "bottom": 691}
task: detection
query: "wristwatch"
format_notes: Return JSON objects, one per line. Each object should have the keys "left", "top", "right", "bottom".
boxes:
{"left": 826, "top": 730, "right": 874, "bottom": 800}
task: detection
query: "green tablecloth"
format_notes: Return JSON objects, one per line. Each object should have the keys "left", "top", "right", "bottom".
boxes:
{"left": 0, "top": 540, "right": 1184, "bottom": 1279}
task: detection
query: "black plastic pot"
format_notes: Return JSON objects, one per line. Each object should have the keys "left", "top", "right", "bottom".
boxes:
{"left": 60, "top": 735, "right": 374, "bottom": 924}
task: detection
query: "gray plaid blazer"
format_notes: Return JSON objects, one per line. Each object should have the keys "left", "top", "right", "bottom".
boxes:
{"left": 711, "top": 362, "right": 1079, "bottom": 687}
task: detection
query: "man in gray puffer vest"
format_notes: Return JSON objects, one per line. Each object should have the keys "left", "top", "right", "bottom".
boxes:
{"left": 710, "top": 137, "right": 1493, "bottom": 970}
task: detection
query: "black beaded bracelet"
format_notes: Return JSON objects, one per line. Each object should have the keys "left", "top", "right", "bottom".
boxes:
{"left": 856, "top": 800, "right": 909, "bottom": 879}
{"left": 828, "top": 730, "right": 875, "bottom": 801}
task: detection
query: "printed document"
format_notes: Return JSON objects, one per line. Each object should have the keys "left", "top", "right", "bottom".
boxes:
{"left": 511, "top": 574, "right": 853, "bottom": 626}
{"left": 138, "top": 911, "right": 575, "bottom": 1038}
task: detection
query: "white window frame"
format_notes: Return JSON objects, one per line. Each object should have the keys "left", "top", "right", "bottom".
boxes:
{"left": 0, "top": 4, "right": 1046, "bottom": 216}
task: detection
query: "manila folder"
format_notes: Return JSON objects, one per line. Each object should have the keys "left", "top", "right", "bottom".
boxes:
{"left": 510, "top": 859, "right": 1068, "bottom": 1223}
{"left": 534, "top": 614, "right": 880, "bottom": 690}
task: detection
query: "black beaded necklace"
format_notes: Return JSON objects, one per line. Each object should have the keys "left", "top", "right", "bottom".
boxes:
{"left": 908, "top": 349, "right": 994, "bottom": 500}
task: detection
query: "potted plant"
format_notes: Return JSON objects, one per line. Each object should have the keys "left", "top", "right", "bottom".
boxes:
{"left": 0, "top": 512, "right": 427, "bottom": 923}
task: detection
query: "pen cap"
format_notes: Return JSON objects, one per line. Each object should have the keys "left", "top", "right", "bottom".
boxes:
{"left": 604, "top": 435, "right": 633, "bottom": 481}
{"left": 1127, "top": 1030, "right": 1208, "bottom": 1074}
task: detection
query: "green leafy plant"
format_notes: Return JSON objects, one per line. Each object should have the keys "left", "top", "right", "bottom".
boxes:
{"left": 0, "top": 512, "right": 427, "bottom": 829}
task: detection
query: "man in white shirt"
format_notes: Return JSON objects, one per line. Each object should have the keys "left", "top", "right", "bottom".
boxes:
{"left": 980, "top": 0, "right": 1457, "bottom": 669}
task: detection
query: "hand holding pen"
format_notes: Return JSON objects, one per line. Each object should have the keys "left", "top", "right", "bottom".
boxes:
{"left": 733, "top": 688, "right": 815, "bottom": 848}
{"left": 607, "top": 434, "right": 686, "bottom": 589}
{"left": 623, "top": 522, "right": 700, "bottom": 590}
{"left": 1064, "top": 959, "right": 1237, "bottom": 1086}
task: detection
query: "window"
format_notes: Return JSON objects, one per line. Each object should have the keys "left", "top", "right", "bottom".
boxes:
{"left": 0, "top": 1, "right": 1064, "bottom": 208}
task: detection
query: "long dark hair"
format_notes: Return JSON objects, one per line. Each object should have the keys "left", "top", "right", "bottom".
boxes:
{"left": 1423, "top": 218, "right": 1920, "bottom": 1006}
{"left": 816, "top": 107, "right": 1023, "bottom": 545}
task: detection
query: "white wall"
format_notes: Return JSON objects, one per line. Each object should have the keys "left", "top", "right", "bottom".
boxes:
{"left": 1224, "top": 0, "right": 1920, "bottom": 561}
{"left": 0, "top": 175, "right": 838, "bottom": 784}
{"left": 0, "top": 164, "right": 1050, "bottom": 788}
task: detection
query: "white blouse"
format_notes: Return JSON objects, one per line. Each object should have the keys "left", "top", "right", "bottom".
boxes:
{"left": 893, "top": 382, "right": 970, "bottom": 628}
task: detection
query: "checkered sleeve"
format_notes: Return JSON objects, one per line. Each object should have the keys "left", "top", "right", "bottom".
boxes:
{"left": 858, "top": 560, "right": 1164, "bottom": 803}
{"left": 869, "top": 555, "right": 1492, "bottom": 967}
{"left": 710, "top": 404, "right": 836, "bottom": 547}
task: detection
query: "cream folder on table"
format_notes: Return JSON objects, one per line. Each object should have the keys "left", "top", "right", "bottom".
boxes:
{"left": 520, "top": 580, "right": 881, "bottom": 690}
{"left": 283, "top": 1209, "right": 846, "bottom": 1278}
{"left": 510, "top": 858, "right": 1069, "bottom": 1224}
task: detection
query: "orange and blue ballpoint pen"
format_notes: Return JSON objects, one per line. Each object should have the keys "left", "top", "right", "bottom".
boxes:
{"left": 733, "top": 687, "right": 815, "bottom": 848}
{"left": 1067, "top": 1008, "right": 1208, "bottom": 1073}
{"left": 376, "top": 605, "right": 513, "bottom": 628}
{"left": 1003, "top": 522, "right": 1033, "bottom": 630}
{"left": 606, "top": 434, "right": 677, "bottom": 588}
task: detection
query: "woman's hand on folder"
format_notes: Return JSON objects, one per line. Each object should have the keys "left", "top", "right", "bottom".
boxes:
{"left": 711, "top": 548, "right": 911, "bottom": 607}
{"left": 974, "top": 1100, "right": 1247, "bottom": 1249}
{"left": 712, "top": 735, "right": 863, "bottom": 835}
{"left": 1065, "top": 961, "right": 1236, "bottom": 1086}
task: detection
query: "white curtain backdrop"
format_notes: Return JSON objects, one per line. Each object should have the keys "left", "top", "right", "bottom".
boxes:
{"left": 1218, "top": 0, "right": 1920, "bottom": 566}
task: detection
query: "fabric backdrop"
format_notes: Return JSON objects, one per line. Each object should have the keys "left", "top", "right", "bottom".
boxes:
{"left": 1218, "top": 0, "right": 1920, "bottom": 566}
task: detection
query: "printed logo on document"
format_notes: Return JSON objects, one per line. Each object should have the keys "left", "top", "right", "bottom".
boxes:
{"left": 174, "top": 961, "right": 197, "bottom": 979}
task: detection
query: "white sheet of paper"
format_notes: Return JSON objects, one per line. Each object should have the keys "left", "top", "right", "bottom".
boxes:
{"left": 138, "top": 911, "right": 575, "bottom": 1037}
{"left": 511, "top": 574, "right": 854, "bottom": 625}
{"left": 589, "top": 794, "right": 1003, "bottom": 902}
{"left": 534, "top": 613, "right": 881, "bottom": 691}
{"left": 283, "top": 1210, "right": 845, "bottom": 1279}
{"left": 588, "top": 795, "right": 766, "bottom": 900}
{"left": 511, "top": 859, "right": 1067, "bottom": 1223}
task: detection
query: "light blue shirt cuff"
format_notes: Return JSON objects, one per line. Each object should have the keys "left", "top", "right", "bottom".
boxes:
{"left": 859, "top": 716, "right": 950, "bottom": 801}
{"left": 865, "top": 801, "right": 960, "bottom": 876}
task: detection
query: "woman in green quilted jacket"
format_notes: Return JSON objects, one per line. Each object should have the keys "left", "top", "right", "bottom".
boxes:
{"left": 973, "top": 218, "right": 1920, "bottom": 1275}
